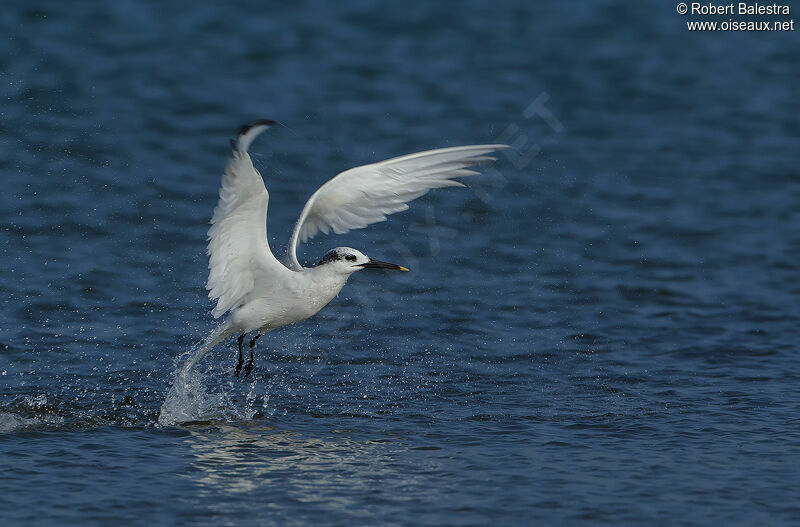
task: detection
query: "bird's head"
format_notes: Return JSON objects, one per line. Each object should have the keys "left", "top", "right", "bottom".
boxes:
{"left": 315, "top": 247, "right": 409, "bottom": 275}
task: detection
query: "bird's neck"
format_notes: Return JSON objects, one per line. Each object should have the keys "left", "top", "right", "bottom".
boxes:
{"left": 303, "top": 266, "right": 350, "bottom": 302}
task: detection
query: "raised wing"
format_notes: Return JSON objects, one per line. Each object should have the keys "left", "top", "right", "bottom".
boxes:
{"left": 284, "top": 144, "right": 509, "bottom": 270}
{"left": 206, "top": 120, "right": 286, "bottom": 318}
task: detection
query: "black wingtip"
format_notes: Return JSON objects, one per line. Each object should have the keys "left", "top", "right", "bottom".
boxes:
{"left": 237, "top": 119, "right": 278, "bottom": 138}
{"left": 232, "top": 119, "right": 278, "bottom": 154}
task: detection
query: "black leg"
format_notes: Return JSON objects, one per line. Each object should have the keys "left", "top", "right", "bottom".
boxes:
{"left": 234, "top": 333, "right": 246, "bottom": 377}
{"left": 243, "top": 334, "right": 261, "bottom": 379}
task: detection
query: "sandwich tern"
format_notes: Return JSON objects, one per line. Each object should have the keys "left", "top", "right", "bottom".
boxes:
{"left": 200, "top": 120, "right": 508, "bottom": 377}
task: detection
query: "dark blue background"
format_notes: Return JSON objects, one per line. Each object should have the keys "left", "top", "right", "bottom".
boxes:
{"left": 1, "top": 1, "right": 798, "bottom": 525}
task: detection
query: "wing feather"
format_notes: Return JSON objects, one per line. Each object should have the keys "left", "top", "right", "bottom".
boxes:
{"left": 206, "top": 122, "right": 286, "bottom": 318}
{"left": 284, "top": 144, "right": 508, "bottom": 269}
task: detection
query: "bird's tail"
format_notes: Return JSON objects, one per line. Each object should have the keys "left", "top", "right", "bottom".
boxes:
{"left": 157, "top": 320, "right": 237, "bottom": 426}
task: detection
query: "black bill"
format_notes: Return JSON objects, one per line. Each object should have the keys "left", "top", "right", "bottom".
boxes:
{"left": 358, "top": 258, "right": 409, "bottom": 272}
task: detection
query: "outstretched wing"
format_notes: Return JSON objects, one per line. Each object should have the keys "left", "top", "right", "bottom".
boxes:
{"left": 206, "top": 120, "right": 286, "bottom": 318}
{"left": 284, "top": 144, "right": 509, "bottom": 270}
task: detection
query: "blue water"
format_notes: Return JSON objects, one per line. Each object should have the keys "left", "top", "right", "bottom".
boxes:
{"left": 2, "top": 1, "right": 799, "bottom": 525}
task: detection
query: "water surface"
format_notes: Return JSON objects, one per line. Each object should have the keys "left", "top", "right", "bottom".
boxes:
{"left": 1, "top": 1, "right": 799, "bottom": 525}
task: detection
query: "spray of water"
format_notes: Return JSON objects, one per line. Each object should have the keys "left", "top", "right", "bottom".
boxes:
{"left": 157, "top": 322, "right": 253, "bottom": 426}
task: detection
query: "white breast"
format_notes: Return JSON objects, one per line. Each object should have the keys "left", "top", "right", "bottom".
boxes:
{"left": 229, "top": 267, "right": 349, "bottom": 333}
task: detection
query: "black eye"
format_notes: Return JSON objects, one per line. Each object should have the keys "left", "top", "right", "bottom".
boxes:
{"left": 345, "top": 254, "right": 357, "bottom": 262}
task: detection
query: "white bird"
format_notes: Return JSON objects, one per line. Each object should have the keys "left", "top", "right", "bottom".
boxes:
{"left": 199, "top": 119, "right": 508, "bottom": 377}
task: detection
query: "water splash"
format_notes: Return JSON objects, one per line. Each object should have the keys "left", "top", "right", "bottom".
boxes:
{"left": 0, "top": 394, "right": 64, "bottom": 433}
{"left": 0, "top": 413, "right": 39, "bottom": 433}
{"left": 158, "top": 322, "right": 252, "bottom": 426}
